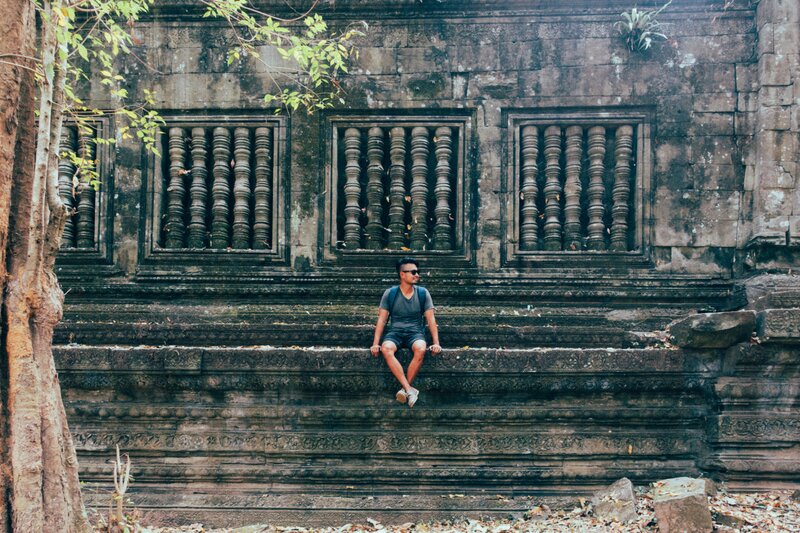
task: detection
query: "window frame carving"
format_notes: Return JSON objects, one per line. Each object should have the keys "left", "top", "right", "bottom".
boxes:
{"left": 323, "top": 113, "right": 474, "bottom": 265}
{"left": 140, "top": 113, "right": 288, "bottom": 271}
{"left": 503, "top": 108, "right": 653, "bottom": 267}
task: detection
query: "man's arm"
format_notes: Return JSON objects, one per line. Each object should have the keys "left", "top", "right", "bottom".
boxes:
{"left": 371, "top": 308, "right": 390, "bottom": 356}
{"left": 425, "top": 309, "right": 441, "bottom": 355}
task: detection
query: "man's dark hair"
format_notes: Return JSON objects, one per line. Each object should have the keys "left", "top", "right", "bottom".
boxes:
{"left": 396, "top": 257, "right": 419, "bottom": 278}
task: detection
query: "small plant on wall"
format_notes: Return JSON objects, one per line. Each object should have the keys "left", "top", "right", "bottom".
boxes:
{"left": 616, "top": 1, "right": 672, "bottom": 52}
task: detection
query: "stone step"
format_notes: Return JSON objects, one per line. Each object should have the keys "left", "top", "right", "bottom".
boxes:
{"left": 79, "top": 491, "right": 564, "bottom": 528}
{"left": 56, "top": 303, "right": 683, "bottom": 347}
{"left": 58, "top": 272, "right": 741, "bottom": 308}
{"left": 56, "top": 344, "right": 713, "bottom": 508}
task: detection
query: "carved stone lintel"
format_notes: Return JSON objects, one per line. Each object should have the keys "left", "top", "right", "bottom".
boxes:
{"left": 343, "top": 128, "right": 363, "bottom": 249}
{"left": 253, "top": 127, "right": 273, "bottom": 249}
{"left": 432, "top": 126, "right": 453, "bottom": 251}
{"left": 520, "top": 126, "right": 540, "bottom": 251}
{"left": 165, "top": 127, "right": 188, "bottom": 248}
{"left": 59, "top": 127, "right": 77, "bottom": 248}
{"left": 586, "top": 126, "right": 607, "bottom": 251}
{"left": 564, "top": 125, "right": 583, "bottom": 251}
{"left": 232, "top": 128, "right": 252, "bottom": 249}
{"left": 410, "top": 126, "right": 430, "bottom": 250}
{"left": 365, "top": 127, "right": 385, "bottom": 250}
{"left": 610, "top": 125, "right": 634, "bottom": 252}
{"left": 187, "top": 127, "right": 208, "bottom": 248}
{"left": 543, "top": 126, "right": 562, "bottom": 251}
{"left": 76, "top": 127, "right": 97, "bottom": 249}
{"left": 210, "top": 127, "right": 231, "bottom": 249}
{"left": 387, "top": 127, "right": 407, "bottom": 250}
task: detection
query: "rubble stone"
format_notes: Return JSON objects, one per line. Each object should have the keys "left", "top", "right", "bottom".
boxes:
{"left": 653, "top": 477, "right": 713, "bottom": 533}
{"left": 591, "top": 477, "right": 638, "bottom": 524}
{"left": 668, "top": 311, "right": 756, "bottom": 348}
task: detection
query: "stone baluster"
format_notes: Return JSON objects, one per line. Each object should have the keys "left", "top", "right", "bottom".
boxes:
{"left": 610, "top": 125, "right": 634, "bottom": 251}
{"left": 365, "top": 127, "right": 385, "bottom": 250}
{"left": 342, "top": 128, "right": 362, "bottom": 249}
{"left": 387, "top": 127, "right": 407, "bottom": 250}
{"left": 187, "top": 127, "right": 208, "bottom": 248}
{"left": 165, "top": 127, "right": 187, "bottom": 248}
{"left": 519, "top": 126, "right": 540, "bottom": 251}
{"left": 543, "top": 126, "right": 563, "bottom": 251}
{"left": 564, "top": 125, "right": 583, "bottom": 251}
{"left": 58, "top": 127, "right": 77, "bottom": 248}
{"left": 210, "top": 127, "right": 232, "bottom": 248}
{"left": 586, "top": 126, "right": 607, "bottom": 251}
{"left": 76, "top": 128, "right": 96, "bottom": 248}
{"left": 432, "top": 126, "right": 453, "bottom": 250}
{"left": 232, "top": 128, "right": 252, "bottom": 249}
{"left": 409, "top": 127, "right": 430, "bottom": 250}
{"left": 253, "top": 127, "right": 273, "bottom": 249}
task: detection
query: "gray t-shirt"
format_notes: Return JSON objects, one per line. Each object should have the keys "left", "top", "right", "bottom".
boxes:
{"left": 379, "top": 286, "right": 434, "bottom": 334}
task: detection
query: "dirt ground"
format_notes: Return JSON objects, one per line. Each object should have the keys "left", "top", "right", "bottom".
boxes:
{"left": 126, "top": 488, "right": 799, "bottom": 532}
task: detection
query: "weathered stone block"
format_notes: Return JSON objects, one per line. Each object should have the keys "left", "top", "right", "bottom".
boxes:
{"left": 691, "top": 164, "right": 743, "bottom": 191}
{"left": 668, "top": 311, "right": 756, "bottom": 348}
{"left": 518, "top": 68, "right": 562, "bottom": 97}
{"left": 757, "top": 309, "right": 800, "bottom": 343}
{"left": 760, "top": 86, "right": 794, "bottom": 106}
{"left": 692, "top": 136, "right": 738, "bottom": 166}
{"left": 759, "top": 105, "right": 792, "bottom": 131}
{"left": 663, "top": 247, "right": 734, "bottom": 275}
{"left": 735, "top": 64, "right": 759, "bottom": 93}
{"left": 652, "top": 477, "right": 713, "bottom": 533}
{"left": 737, "top": 91, "right": 758, "bottom": 113}
{"left": 757, "top": 188, "right": 794, "bottom": 219}
{"left": 403, "top": 73, "right": 451, "bottom": 100}
{"left": 757, "top": 21, "right": 774, "bottom": 55}
{"left": 397, "top": 47, "right": 450, "bottom": 74}
{"left": 684, "top": 64, "right": 735, "bottom": 94}
{"left": 449, "top": 43, "right": 501, "bottom": 72}
{"left": 689, "top": 113, "right": 734, "bottom": 136}
{"left": 499, "top": 40, "right": 545, "bottom": 71}
{"left": 759, "top": 53, "right": 792, "bottom": 86}
{"left": 591, "top": 478, "right": 638, "bottom": 524}
{"left": 653, "top": 224, "right": 693, "bottom": 247}
{"left": 466, "top": 72, "right": 518, "bottom": 100}
{"left": 693, "top": 92, "right": 736, "bottom": 113}
{"left": 353, "top": 47, "right": 398, "bottom": 75}
{"left": 679, "top": 34, "right": 755, "bottom": 64}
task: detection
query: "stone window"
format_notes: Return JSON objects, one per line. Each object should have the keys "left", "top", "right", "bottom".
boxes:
{"left": 142, "top": 115, "right": 286, "bottom": 267}
{"left": 324, "top": 114, "right": 472, "bottom": 263}
{"left": 55, "top": 119, "right": 115, "bottom": 275}
{"left": 505, "top": 110, "right": 652, "bottom": 265}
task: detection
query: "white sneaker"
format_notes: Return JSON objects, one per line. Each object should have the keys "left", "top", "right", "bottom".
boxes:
{"left": 395, "top": 389, "right": 408, "bottom": 403}
{"left": 407, "top": 387, "right": 419, "bottom": 408}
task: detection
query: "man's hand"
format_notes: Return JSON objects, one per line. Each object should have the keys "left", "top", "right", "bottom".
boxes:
{"left": 430, "top": 343, "right": 442, "bottom": 355}
{"left": 370, "top": 344, "right": 381, "bottom": 357}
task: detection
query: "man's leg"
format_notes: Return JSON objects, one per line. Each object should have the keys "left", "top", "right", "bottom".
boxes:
{"left": 407, "top": 339, "right": 427, "bottom": 384}
{"left": 381, "top": 341, "right": 412, "bottom": 391}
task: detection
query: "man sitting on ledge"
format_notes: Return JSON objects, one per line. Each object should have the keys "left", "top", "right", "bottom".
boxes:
{"left": 370, "top": 258, "right": 442, "bottom": 407}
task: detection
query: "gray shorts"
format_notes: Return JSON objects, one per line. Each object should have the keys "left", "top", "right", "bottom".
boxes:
{"left": 382, "top": 330, "right": 426, "bottom": 350}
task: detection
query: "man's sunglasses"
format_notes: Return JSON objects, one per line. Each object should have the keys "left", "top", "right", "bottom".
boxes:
{"left": 401, "top": 269, "right": 420, "bottom": 275}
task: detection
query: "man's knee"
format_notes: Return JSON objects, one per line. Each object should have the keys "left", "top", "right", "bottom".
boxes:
{"left": 381, "top": 341, "right": 398, "bottom": 357}
{"left": 411, "top": 341, "right": 427, "bottom": 358}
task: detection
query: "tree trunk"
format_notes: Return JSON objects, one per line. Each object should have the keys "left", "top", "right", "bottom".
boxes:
{"left": 0, "top": 1, "right": 92, "bottom": 531}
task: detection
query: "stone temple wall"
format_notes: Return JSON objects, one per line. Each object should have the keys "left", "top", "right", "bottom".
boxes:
{"left": 54, "top": 0, "right": 800, "bottom": 526}
{"left": 57, "top": 0, "right": 799, "bottom": 284}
